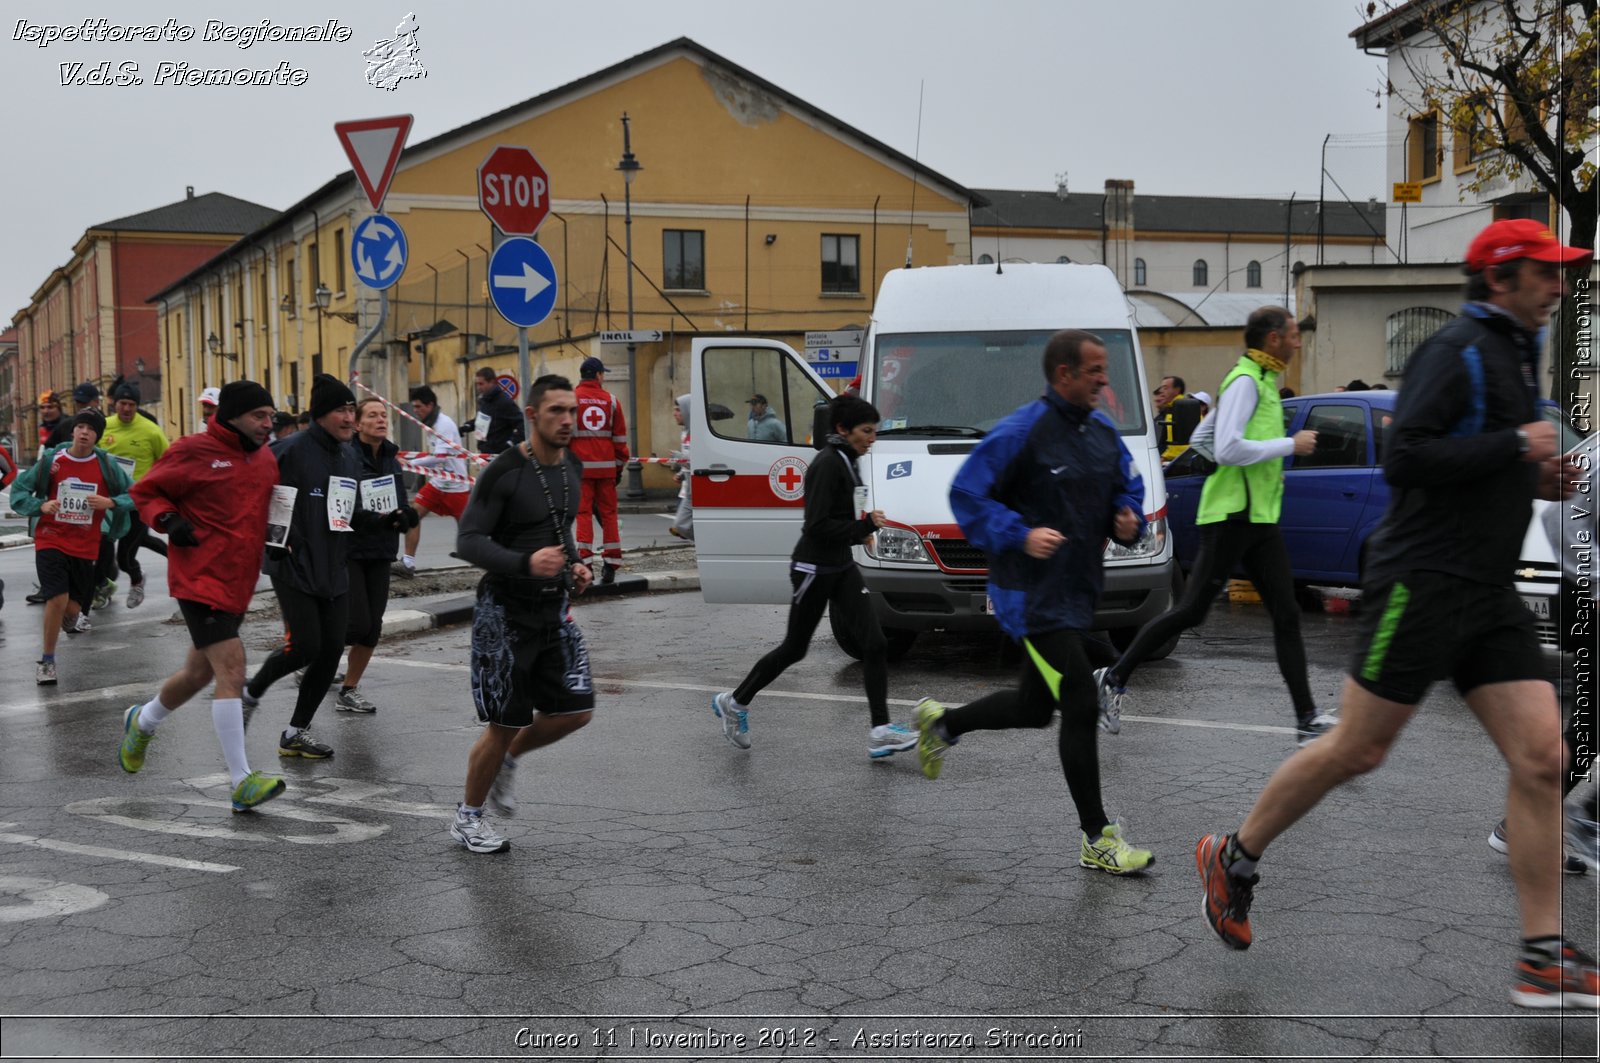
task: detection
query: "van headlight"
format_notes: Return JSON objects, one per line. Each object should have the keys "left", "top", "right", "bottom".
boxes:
{"left": 866, "top": 526, "right": 933, "bottom": 564}
{"left": 1104, "top": 516, "right": 1166, "bottom": 561}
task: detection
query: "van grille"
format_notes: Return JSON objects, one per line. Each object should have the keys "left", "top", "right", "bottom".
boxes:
{"left": 927, "top": 539, "right": 987, "bottom": 572}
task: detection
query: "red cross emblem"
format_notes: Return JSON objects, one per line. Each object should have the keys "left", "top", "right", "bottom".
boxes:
{"left": 768, "top": 456, "right": 807, "bottom": 501}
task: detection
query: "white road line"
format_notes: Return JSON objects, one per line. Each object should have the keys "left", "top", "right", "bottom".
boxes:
{"left": 0, "top": 682, "right": 152, "bottom": 719}
{"left": 370, "top": 656, "right": 1303, "bottom": 739}
{"left": 0, "top": 822, "right": 238, "bottom": 874}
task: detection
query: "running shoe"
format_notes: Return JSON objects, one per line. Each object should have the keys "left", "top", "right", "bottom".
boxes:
{"left": 278, "top": 728, "right": 333, "bottom": 759}
{"left": 391, "top": 562, "right": 417, "bottom": 580}
{"left": 1488, "top": 818, "right": 1587, "bottom": 875}
{"left": 230, "top": 771, "right": 286, "bottom": 813}
{"left": 1567, "top": 802, "right": 1600, "bottom": 874}
{"left": 125, "top": 581, "right": 145, "bottom": 609}
{"left": 25, "top": 588, "right": 46, "bottom": 605}
{"left": 1092, "top": 667, "right": 1124, "bottom": 735}
{"left": 712, "top": 692, "right": 750, "bottom": 749}
{"left": 1080, "top": 822, "right": 1154, "bottom": 875}
{"left": 334, "top": 688, "right": 378, "bottom": 714}
{"left": 118, "top": 705, "right": 153, "bottom": 773}
{"left": 868, "top": 722, "right": 918, "bottom": 759}
{"left": 91, "top": 579, "right": 115, "bottom": 611}
{"left": 1512, "top": 940, "right": 1600, "bottom": 1009}
{"left": 62, "top": 614, "right": 91, "bottom": 635}
{"left": 1295, "top": 712, "right": 1339, "bottom": 747}
{"left": 1196, "top": 832, "right": 1257, "bottom": 950}
{"left": 914, "top": 697, "right": 951, "bottom": 780}
{"left": 450, "top": 807, "right": 510, "bottom": 854}
{"left": 35, "top": 660, "right": 56, "bottom": 685}
{"left": 486, "top": 757, "right": 517, "bottom": 818}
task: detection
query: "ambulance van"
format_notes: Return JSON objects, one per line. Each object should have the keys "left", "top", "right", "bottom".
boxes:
{"left": 689, "top": 262, "right": 1180, "bottom": 659}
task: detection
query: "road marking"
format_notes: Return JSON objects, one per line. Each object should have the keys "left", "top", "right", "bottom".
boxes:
{"left": 0, "top": 821, "right": 238, "bottom": 874}
{"left": 0, "top": 875, "right": 109, "bottom": 921}
{"left": 369, "top": 657, "right": 1305, "bottom": 739}
{"left": 0, "top": 682, "right": 152, "bottom": 719}
{"left": 66, "top": 793, "right": 389, "bottom": 847}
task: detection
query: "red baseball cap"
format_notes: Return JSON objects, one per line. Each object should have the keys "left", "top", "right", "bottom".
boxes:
{"left": 1465, "top": 218, "right": 1592, "bottom": 271}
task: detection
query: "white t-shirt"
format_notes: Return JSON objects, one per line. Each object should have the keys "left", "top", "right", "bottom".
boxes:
{"left": 408, "top": 410, "right": 471, "bottom": 493}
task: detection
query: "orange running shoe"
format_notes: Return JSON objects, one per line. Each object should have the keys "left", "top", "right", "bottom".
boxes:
{"left": 1196, "top": 833, "right": 1256, "bottom": 950}
{"left": 1512, "top": 942, "right": 1600, "bottom": 1009}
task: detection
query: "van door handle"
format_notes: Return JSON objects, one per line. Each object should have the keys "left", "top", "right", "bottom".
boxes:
{"left": 693, "top": 465, "right": 731, "bottom": 477}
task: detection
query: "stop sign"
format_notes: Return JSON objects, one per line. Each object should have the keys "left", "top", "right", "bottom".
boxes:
{"left": 477, "top": 145, "right": 550, "bottom": 235}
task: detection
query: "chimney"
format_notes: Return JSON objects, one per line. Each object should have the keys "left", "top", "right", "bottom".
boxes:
{"left": 186, "top": 186, "right": 194, "bottom": 199}
{"left": 1104, "top": 180, "right": 1135, "bottom": 289}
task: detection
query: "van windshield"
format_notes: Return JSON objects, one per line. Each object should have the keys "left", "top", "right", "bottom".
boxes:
{"left": 871, "top": 329, "right": 1146, "bottom": 437}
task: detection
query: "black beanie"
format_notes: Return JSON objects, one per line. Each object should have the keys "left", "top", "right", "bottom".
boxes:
{"left": 112, "top": 382, "right": 140, "bottom": 403}
{"left": 215, "top": 380, "right": 274, "bottom": 424}
{"left": 309, "top": 374, "right": 356, "bottom": 419}
{"left": 72, "top": 410, "right": 106, "bottom": 442}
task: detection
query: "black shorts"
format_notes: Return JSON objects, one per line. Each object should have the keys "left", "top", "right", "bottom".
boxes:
{"left": 1351, "top": 571, "right": 1544, "bottom": 705}
{"left": 35, "top": 549, "right": 93, "bottom": 606}
{"left": 177, "top": 599, "right": 244, "bottom": 649}
{"left": 470, "top": 587, "right": 594, "bottom": 727}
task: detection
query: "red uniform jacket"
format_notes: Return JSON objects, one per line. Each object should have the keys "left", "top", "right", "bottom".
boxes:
{"left": 572, "top": 378, "right": 630, "bottom": 480}
{"left": 132, "top": 418, "right": 278, "bottom": 613}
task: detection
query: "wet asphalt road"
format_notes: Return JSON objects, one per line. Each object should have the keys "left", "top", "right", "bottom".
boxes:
{"left": 0, "top": 563, "right": 1594, "bottom": 1061}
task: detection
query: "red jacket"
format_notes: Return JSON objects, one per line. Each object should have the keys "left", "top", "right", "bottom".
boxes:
{"left": 572, "top": 378, "right": 630, "bottom": 480}
{"left": 132, "top": 418, "right": 278, "bottom": 613}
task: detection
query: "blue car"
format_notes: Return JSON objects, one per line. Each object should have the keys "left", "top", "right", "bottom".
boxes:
{"left": 1165, "top": 391, "right": 1396, "bottom": 586}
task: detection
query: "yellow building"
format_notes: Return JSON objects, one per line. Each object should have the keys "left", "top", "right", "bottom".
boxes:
{"left": 151, "top": 38, "right": 976, "bottom": 480}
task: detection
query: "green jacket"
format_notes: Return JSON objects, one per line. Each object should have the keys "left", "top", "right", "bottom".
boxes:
{"left": 101, "top": 412, "right": 169, "bottom": 481}
{"left": 10, "top": 443, "right": 137, "bottom": 540}
{"left": 1197, "top": 354, "right": 1285, "bottom": 525}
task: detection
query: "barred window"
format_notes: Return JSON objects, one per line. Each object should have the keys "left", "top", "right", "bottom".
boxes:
{"left": 1386, "top": 307, "right": 1455, "bottom": 375}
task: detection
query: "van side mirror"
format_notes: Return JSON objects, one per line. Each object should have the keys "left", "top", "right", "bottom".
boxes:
{"left": 812, "top": 401, "right": 831, "bottom": 450}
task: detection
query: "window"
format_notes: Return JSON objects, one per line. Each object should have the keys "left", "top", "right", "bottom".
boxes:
{"left": 1133, "top": 258, "right": 1146, "bottom": 286}
{"left": 977, "top": 253, "right": 994, "bottom": 265}
{"left": 1453, "top": 96, "right": 1493, "bottom": 170}
{"left": 1245, "top": 261, "right": 1262, "bottom": 288}
{"left": 1385, "top": 307, "right": 1455, "bottom": 375}
{"left": 1293, "top": 404, "right": 1368, "bottom": 469}
{"left": 1493, "top": 196, "right": 1551, "bottom": 227}
{"left": 1192, "top": 259, "right": 1208, "bottom": 287}
{"left": 1408, "top": 112, "right": 1440, "bottom": 181}
{"left": 701, "top": 345, "right": 830, "bottom": 446}
{"left": 334, "top": 229, "right": 346, "bottom": 293}
{"left": 282, "top": 255, "right": 295, "bottom": 314}
{"left": 821, "top": 234, "right": 860, "bottom": 294}
{"left": 308, "top": 241, "right": 319, "bottom": 296}
{"left": 663, "top": 229, "right": 705, "bottom": 290}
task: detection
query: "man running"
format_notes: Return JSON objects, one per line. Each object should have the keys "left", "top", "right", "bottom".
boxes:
{"left": 451, "top": 374, "right": 594, "bottom": 855}
{"left": 1095, "top": 307, "right": 1334, "bottom": 746}
{"left": 712, "top": 394, "right": 917, "bottom": 759}
{"left": 395, "top": 385, "right": 469, "bottom": 579}
{"left": 1195, "top": 219, "right": 1596, "bottom": 1009}
{"left": 914, "top": 329, "right": 1154, "bottom": 875}
{"left": 100, "top": 382, "right": 170, "bottom": 608}
{"left": 116, "top": 381, "right": 286, "bottom": 813}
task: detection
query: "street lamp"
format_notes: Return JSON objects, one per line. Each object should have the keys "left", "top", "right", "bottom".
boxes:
{"left": 616, "top": 112, "right": 645, "bottom": 499}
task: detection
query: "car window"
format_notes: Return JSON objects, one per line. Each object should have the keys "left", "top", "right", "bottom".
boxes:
{"left": 1540, "top": 401, "right": 1584, "bottom": 453}
{"left": 702, "top": 346, "right": 830, "bottom": 446}
{"left": 1294, "top": 403, "right": 1368, "bottom": 469}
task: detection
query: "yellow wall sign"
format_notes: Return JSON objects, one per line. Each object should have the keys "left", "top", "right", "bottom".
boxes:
{"left": 1392, "top": 182, "right": 1423, "bottom": 203}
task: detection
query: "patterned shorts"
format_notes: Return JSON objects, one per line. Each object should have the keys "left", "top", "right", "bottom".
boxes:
{"left": 470, "top": 586, "right": 595, "bottom": 727}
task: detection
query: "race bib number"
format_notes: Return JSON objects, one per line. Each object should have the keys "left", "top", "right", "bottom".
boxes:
{"left": 327, "top": 476, "right": 357, "bottom": 532}
{"left": 266, "top": 485, "right": 297, "bottom": 546}
{"left": 359, "top": 474, "right": 398, "bottom": 514}
{"left": 56, "top": 478, "right": 96, "bottom": 526}
{"left": 474, "top": 411, "right": 492, "bottom": 440}
{"left": 110, "top": 455, "right": 137, "bottom": 479}
{"left": 854, "top": 485, "right": 871, "bottom": 516}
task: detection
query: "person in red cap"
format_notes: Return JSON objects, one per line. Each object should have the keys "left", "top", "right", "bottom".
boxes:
{"left": 1194, "top": 217, "right": 1597, "bottom": 1009}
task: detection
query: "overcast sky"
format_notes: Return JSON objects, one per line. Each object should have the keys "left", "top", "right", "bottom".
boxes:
{"left": 2, "top": 0, "right": 1389, "bottom": 323}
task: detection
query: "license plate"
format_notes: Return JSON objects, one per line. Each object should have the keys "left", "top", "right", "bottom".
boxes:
{"left": 1520, "top": 594, "right": 1551, "bottom": 620}
{"left": 979, "top": 595, "right": 994, "bottom": 614}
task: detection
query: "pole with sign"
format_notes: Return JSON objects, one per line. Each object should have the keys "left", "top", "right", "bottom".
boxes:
{"left": 478, "top": 144, "right": 556, "bottom": 446}
{"left": 334, "top": 115, "right": 413, "bottom": 384}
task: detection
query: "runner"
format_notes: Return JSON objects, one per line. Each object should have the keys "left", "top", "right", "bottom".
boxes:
{"left": 1194, "top": 219, "right": 1597, "bottom": 1009}
{"left": 451, "top": 374, "right": 594, "bottom": 855}
{"left": 116, "top": 381, "right": 286, "bottom": 813}
{"left": 100, "top": 382, "right": 170, "bottom": 608}
{"left": 711, "top": 395, "right": 915, "bottom": 757}
{"left": 912, "top": 330, "right": 1153, "bottom": 875}
{"left": 395, "top": 385, "right": 468, "bottom": 579}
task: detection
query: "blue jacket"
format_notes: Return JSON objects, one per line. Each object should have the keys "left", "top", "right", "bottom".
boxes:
{"left": 951, "top": 390, "right": 1146, "bottom": 639}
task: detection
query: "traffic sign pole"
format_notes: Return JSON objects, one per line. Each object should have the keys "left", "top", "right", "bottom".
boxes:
{"left": 518, "top": 327, "right": 531, "bottom": 451}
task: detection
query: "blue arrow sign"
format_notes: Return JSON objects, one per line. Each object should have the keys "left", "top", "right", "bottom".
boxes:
{"left": 351, "top": 213, "right": 408, "bottom": 291}
{"left": 488, "top": 237, "right": 557, "bottom": 328}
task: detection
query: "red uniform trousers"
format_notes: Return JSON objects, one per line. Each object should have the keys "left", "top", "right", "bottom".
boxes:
{"left": 577, "top": 477, "right": 622, "bottom": 564}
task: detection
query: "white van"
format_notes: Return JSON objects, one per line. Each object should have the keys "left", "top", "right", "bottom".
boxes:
{"left": 689, "top": 262, "right": 1179, "bottom": 659}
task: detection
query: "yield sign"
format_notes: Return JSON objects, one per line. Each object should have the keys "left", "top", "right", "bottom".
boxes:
{"left": 334, "top": 114, "right": 413, "bottom": 211}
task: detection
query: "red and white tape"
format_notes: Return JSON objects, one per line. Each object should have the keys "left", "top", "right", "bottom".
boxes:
{"left": 396, "top": 458, "right": 475, "bottom": 485}
{"left": 354, "top": 378, "right": 486, "bottom": 464}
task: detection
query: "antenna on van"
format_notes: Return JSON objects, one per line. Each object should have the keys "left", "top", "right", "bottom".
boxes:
{"left": 905, "top": 80, "right": 924, "bottom": 269}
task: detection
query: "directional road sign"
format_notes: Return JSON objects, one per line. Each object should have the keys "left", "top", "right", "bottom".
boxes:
{"left": 598, "top": 330, "right": 663, "bottom": 344}
{"left": 350, "top": 213, "right": 408, "bottom": 291}
{"left": 478, "top": 145, "right": 551, "bottom": 236}
{"left": 334, "top": 115, "right": 413, "bottom": 211}
{"left": 488, "top": 237, "right": 558, "bottom": 328}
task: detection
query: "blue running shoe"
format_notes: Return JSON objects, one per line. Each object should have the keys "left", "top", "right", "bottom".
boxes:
{"left": 712, "top": 691, "right": 750, "bottom": 749}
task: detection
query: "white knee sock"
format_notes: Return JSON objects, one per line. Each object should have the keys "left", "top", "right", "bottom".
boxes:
{"left": 211, "top": 698, "right": 250, "bottom": 787}
{"left": 137, "top": 698, "right": 172, "bottom": 734}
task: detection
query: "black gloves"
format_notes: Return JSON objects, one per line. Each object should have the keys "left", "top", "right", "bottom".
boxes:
{"left": 404, "top": 507, "right": 420, "bottom": 529}
{"left": 382, "top": 508, "right": 421, "bottom": 531}
{"left": 264, "top": 544, "right": 289, "bottom": 562}
{"left": 160, "top": 513, "right": 200, "bottom": 547}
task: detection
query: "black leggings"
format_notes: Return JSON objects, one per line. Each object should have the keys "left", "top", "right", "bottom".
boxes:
{"left": 248, "top": 579, "right": 349, "bottom": 729}
{"left": 345, "top": 558, "right": 392, "bottom": 648}
{"left": 1110, "top": 520, "right": 1316, "bottom": 720}
{"left": 733, "top": 564, "right": 889, "bottom": 727}
{"left": 942, "top": 628, "right": 1108, "bottom": 837}
{"left": 115, "top": 512, "right": 167, "bottom": 585}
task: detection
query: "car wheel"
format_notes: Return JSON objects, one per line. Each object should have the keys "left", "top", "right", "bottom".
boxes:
{"left": 883, "top": 627, "right": 917, "bottom": 661}
{"left": 1108, "top": 566, "right": 1185, "bottom": 661}
{"left": 828, "top": 607, "right": 865, "bottom": 660}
